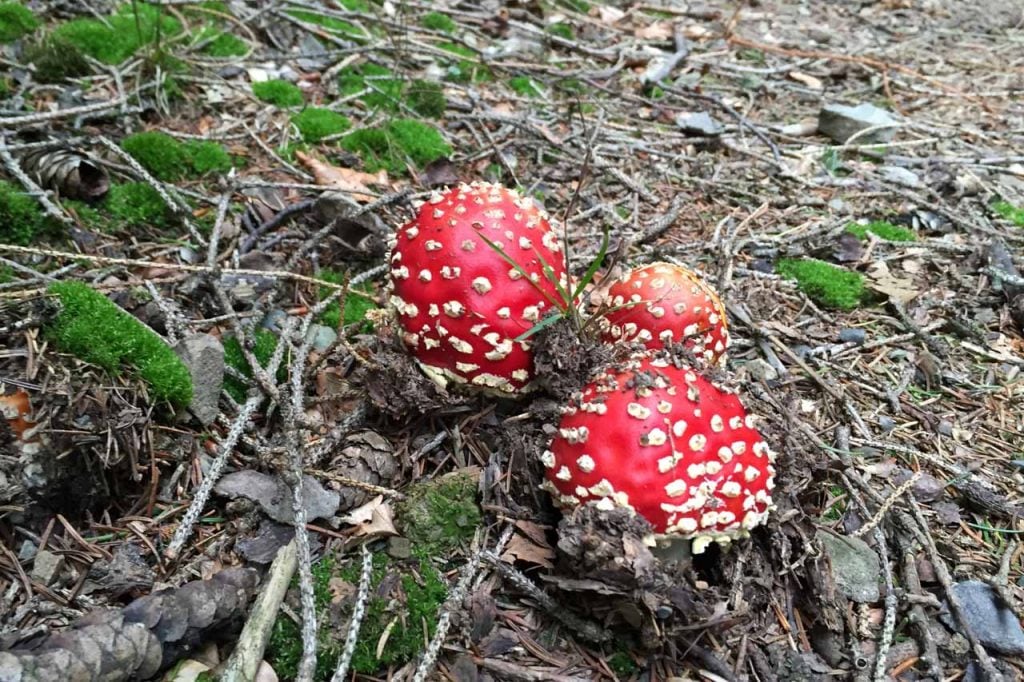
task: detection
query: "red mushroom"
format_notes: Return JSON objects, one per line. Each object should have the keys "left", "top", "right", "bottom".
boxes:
{"left": 541, "top": 352, "right": 774, "bottom": 553}
{"left": 389, "top": 182, "right": 570, "bottom": 394}
{"left": 598, "top": 262, "right": 730, "bottom": 364}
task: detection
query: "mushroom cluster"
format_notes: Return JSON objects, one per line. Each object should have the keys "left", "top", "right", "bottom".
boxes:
{"left": 389, "top": 181, "right": 774, "bottom": 553}
{"left": 389, "top": 181, "right": 570, "bottom": 394}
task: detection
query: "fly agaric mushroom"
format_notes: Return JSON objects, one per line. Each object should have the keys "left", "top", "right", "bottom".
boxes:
{"left": 389, "top": 182, "right": 570, "bottom": 394}
{"left": 541, "top": 352, "right": 774, "bottom": 553}
{"left": 599, "top": 262, "right": 729, "bottom": 364}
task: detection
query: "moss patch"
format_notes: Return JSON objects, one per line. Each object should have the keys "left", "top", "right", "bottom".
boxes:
{"left": 546, "top": 22, "right": 574, "bottom": 41}
{"left": 845, "top": 220, "right": 917, "bottom": 242}
{"left": 338, "top": 62, "right": 403, "bottom": 111}
{"left": 104, "top": 182, "right": 171, "bottom": 229}
{"left": 342, "top": 119, "right": 451, "bottom": 175}
{"left": 992, "top": 200, "right": 1024, "bottom": 226}
{"left": 202, "top": 31, "right": 247, "bottom": 56}
{"left": 316, "top": 271, "right": 378, "bottom": 331}
{"left": 53, "top": 3, "right": 182, "bottom": 64}
{"left": 509, "top": 76, "right": 542, "bottom": 97}
{"left": 268, "top": 553, "right": 447, "bottom": 680}
{"left": 121, "top": 131, "right": 232, "bottom": 180}
{"left": 47, "top": 282, "right": 192, "bottom": 406}
{"left": 222, "top": 328, "right": 280, "bottom": 402}
{"left": 0, "top": 2, "right": 38, "bottom": 42}
{"left": 285, "top": 8, "right": 367, "bottom": 41}
{"left": 397, "top": 470, "right": 481, "bottom": 558}
{"left": 777, "top": 258, "right": 865, "bottom": 310}
{"left": 24, "top": 34, "right": 91, "bottom": 82}
{"left": 253, "top": 79, "right": 303, "bottom": 107}
{"left": 292, "top": 107, "right": 351, "bottom": 143}
{"left": 421, "top": 11, "right": 455, "bottom": 33}
{"left": 438, "top": 42, "right": 490, "bottom": 83}
{"left": 406, "top": 80, "right": 446, "bottom": 118}
{"left": 0, "top": 180, "right": 53, "bottom": 245}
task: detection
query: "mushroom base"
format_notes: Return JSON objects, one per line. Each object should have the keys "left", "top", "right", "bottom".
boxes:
{"left": 648, "top": 529, "right": 750, "bottom": 560}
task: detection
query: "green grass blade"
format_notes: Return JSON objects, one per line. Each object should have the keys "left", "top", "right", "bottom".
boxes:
{"left": 478, "top": 233, "right": 563, "bottom": 310}
{"left": 514, "top": 310, "right": 563, "bottom": 342}
{"left": 571, "top": 222, "right": 610, "bottom": 302}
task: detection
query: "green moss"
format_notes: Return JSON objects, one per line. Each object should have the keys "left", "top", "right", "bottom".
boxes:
{"left": 0, "top": 180, "right": 53, "bottom": 244}
{"left": 342, "top": 119, "right": 451, "bottom": 175}
{"left": 104, "top": 182, "right": 170, "bottom": 229}
{"left": 546, "top": 22, "right": 574, "bottom": 41}
{"left": 286, "top": 8, "right": 366, "bottom": 41}
{"left": 53, "top": 3, "right": 183, "bottom": 64}
{"left": 202, "top": 31, "right": 247, "bottom": 56}
{"left": 406, "top": 80, "right": 446, "bottom": 118}
{"left": 509, "top": 76, "right": 542, "bottom": 97}
{"left": 0, "top": 2, "right": 37, "bottom": 42}
{"left": 776, "top": 258, "right": 865, "bottom": 310}
{"left": 185, "top": 140, "right": 233, "bottom": 174}
{"left": 845, "top": 220, "right": 917, "bottom": 242}
{"left": 608, "top": 651, "right": 639, "bottom": 677}
{"left": 47, "top": 281, "right": 192, "bottom": 406}
{"left": 121, "top": 131, "right": 189, "bottom": 180}
{"left": 0, "top": 77, "right": 7, "bottom": 98}
{"left": 316, "top": 271, "right": 378, "bottom": 331}
{"left": 438, "top": 42, "right": 490, "bottom": 83}
{"left": 268, "top": 554, "right": 447, "bottom": 679}
{"left": 292, "top": 107, "right": 351, "bottom": 143}
{"left": 253, "top": 79, "right": 304, "bottom": 107}
{"left": 24, "top": 34, "right": 91, "bottom": 82}
{"left": 558, "top": 0, "right": 591, "bottom": 11}
{"left": 992, "top": 200, "right": 1024, "bottom": 226}
{"left": 222, "top": 328, "right": 280, "bottom": 402}
{"left": 421, "top": 11, "right": 455, "bottom": 33}
{"left": 397, "top": 471, "right": 480, "bottom": 558}
{"left": 0, "top": 265, "right": 13, "bottom": 284}
{"left": 121, "top": 131, "right": 232, "bottom": 179}
{"left": 338, "top": 62, "right": 403, "bottom": 111}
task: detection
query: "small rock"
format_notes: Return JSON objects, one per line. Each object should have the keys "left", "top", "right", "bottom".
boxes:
{"left": 880, "top": 165, "right": 921, "bottom": 188}
{"left": 792, "top": 344, "right": 813, "bottom": 360}
{"left": 878, "top": 416, "right": 896, "bottom": 432}
{"left": 817, "top": 530, "right": 880, "bottom": 603}
{"left": 742, "top": 358, "right": 779, "bottom": 383}
{"left": 675, "top": 111, "right": 723, "bottom": 136}
{"left": 17, "top": 540, "right": 36, "bottom": 562}
{"left": 216, "top": 65, "right": 244, "bottom": 79}
{"left": 215, "top": 471, "right": 340, "bottom": 524}
{"left": 261, "top": 309, "right": 289, "bottom": 333}
{"left": 237, "top": 522, "right": 319, "bottom": 564}
{"left": 937, "top": 420, "right": 954, "bottom": 437}
{"left": 818, "top": 103, "right": 899, "bottom": 144}
{"left": 387, "top": 536, "right": 412, "bottom": 559}
{"left": 933, "top": 501, "right": 962, "bottom": 525}
{"left": 941, "top": 581, "right": 1024, "bottom": 655}
{"left": 174, "top": 335, "right": 225, "bottom": 426}
{"left": 277, "top": 65, "right": 299, "bottom": 82}
{"left": 31, "top": 549, "right": 64, "bottom": 586}
{"left": 305, "top": 324, "right": 337, "bottom": 353}
{"left": 838, "top": 328, "right": 867, "bottom": 345}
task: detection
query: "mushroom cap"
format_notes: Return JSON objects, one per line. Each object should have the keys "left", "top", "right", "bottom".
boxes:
{"left": 389, "top": 182, "right": 569, "bottom": 394}
{"left": 599, "top": 262, "right": 730, "bottom": 364}
{"left": 542, "top": 353, "right": 775, "bottom": 552}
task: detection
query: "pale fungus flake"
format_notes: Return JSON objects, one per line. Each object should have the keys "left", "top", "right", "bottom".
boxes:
{"left": 543, "top": 353, "right": 775, "bottom": 553}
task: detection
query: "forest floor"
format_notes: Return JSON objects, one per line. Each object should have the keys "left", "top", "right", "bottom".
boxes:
{"left": 1, "top": 0, "right": 1024, "bottom": 681}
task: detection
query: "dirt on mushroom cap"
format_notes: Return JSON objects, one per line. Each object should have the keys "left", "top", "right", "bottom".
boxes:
{"left": 542, "top": 352, "right": 775, "bottom": 552}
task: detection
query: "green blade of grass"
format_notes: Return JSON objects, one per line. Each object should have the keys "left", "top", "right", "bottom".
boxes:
{"left": 514, "top": 310, "right": 564, "bottom": 342}
{"left": 478, "top": 232, "right": 564, "bottom": 310}
{"left": 531, "top": 246, "right": 571, "bottom": 306}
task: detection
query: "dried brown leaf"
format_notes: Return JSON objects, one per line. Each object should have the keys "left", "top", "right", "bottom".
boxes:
{"left": 500, "top": 533, "right": 555, "bottom": 568}
{"left": 339, "top": 495, "right": 398, "bottom": 538}
{"left": 295, "top": 151, "right": 389, "bottom": 203}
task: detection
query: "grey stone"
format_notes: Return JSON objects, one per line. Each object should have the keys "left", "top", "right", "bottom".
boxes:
{"left": 261, "top": 309, "right": 289, "bottom": 332}
{"left": 17, "top": 540, "right": 36, "bottom": 562}
{"left": 305, "top": 324, "right": 338, "bottom": 353}
{"left": 387, "top": 536, "right": 413, "bottom": 559}
{"left": 938, "top": 420, "right": 954, "bottom": 437}
{"left": 878, "top": 416, "right": 896, "bottom": 432}
{"left": 215, "top": 470, "right": 339, "bottom": 523}
{"left": 174, "top": 335, "right": 224, "bottom": 426}
{"left": 880, "top": 165, "right": 921, "bottom": 188}
{"left": 816, "top": 530, "right": 880, "bottom": 603}
{"left": 942, "top": 581, "right": 1024, "bottom": 655}
{"left": 818, "top": 103, "right": 899, "bottom": 144}
{"left": 743, "top": 358, "right": 779, "bottom": 383}
{"left": 838, "top": 328, "right": 867, "bottom": 345}
{"left": 675, "top": 111, "right": 723, "bottom": 136}
{"left": 31, "top": 549, "right": 64, "bottom": 585}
